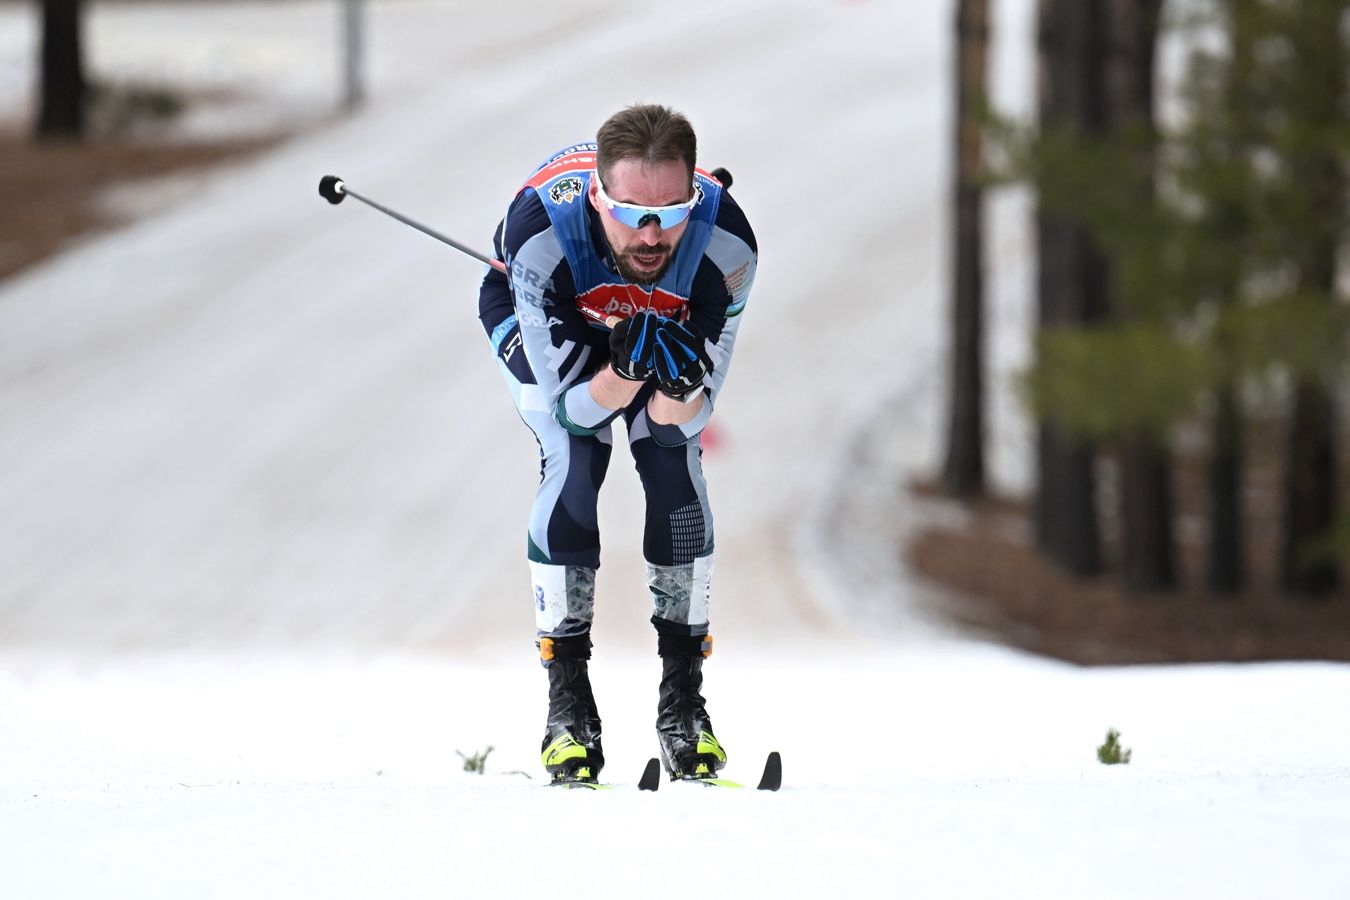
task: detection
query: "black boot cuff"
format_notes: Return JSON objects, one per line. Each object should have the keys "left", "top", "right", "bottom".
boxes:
{"left": 657, "top": 633, "right": 712, "bottom": 659}
{"left": 539, "top": 633, "right": 593, "bottom": 662}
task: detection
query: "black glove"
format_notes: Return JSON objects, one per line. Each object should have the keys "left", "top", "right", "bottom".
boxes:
{"left": 609, "top": 311, "right": 659, "bottom": 381}
{"left": 651, "top": 319, "right": 714, "bottom": 400}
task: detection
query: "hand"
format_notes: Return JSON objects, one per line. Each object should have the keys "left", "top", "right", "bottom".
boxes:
{"left": 651, "top": 319, "right": 714, "bottom": 400}
{"left": 609, "top": 311, "right": 660, "bottom": 381}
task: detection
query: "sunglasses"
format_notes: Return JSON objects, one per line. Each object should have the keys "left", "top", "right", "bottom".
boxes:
{"left": 594, "top": 173, "right": 699, "bottom": 230}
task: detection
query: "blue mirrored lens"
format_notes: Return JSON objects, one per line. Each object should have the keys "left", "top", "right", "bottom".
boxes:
{"left": 607, "top": 205, "right": 693, "bottom": 230}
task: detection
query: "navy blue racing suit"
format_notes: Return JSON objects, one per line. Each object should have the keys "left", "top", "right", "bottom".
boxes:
{"left": 477, "top": 144, "right": 757, "bottom": 643}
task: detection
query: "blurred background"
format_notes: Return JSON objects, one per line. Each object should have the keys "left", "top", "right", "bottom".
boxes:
{"left": 924, "top": 0, "right": 1350, "bottom": 662}
{"left": 2, "top": 0, "right": 1348, "bottom": 664}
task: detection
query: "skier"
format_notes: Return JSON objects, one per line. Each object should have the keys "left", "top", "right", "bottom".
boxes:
{"left": 477, "top": 104, "right": 757, "bottom": 784}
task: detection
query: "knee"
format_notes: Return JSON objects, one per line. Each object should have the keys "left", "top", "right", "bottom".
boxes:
{"left": 631, "top": 437, "right": 702, "bottom": 488}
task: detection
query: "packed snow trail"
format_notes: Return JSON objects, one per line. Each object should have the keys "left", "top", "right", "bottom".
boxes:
{"left": 0, "top": 0, "right": 950, "bottom": 653}
{"left": 2, "top": 2, "right": 1348, "bottom": 899}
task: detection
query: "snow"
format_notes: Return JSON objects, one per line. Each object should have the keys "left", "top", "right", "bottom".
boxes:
{"left": 2, "top": 1, "right": 1349, "bottom": 898}
{"left": 5, "top": 651, "right": 1348, "bottom": 898}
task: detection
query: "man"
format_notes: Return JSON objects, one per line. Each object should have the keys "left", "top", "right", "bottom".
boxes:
{"left": 477, "top": 104, "right": 757, "bottom": 785}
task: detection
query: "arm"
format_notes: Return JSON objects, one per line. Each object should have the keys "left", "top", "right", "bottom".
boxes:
{"left": 648, "top": 389, "right": 704, "bottom": 426}
{"left": 501, "top": 192, "right": 622, "bottom": 436}
{"left": 589, "top": 365, "right": 644, "bottom": 411}
{"left": 644, "top": 194, "right": 758, "bottom": 445}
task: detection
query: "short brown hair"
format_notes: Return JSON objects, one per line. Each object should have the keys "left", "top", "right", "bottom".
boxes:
{"left": 595, "top": 104, "right": 697, "bottom": 185}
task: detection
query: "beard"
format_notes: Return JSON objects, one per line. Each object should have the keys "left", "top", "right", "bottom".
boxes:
{"left": 613, "top": 241, "right": 675, "bottom": 285}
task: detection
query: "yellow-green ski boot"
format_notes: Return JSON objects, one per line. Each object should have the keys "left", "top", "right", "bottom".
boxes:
{"left": 539, "top": 636, "right": 604, "bottom": 785}
{"left": 654, "top": 633, "right": 726, "bottom": 781}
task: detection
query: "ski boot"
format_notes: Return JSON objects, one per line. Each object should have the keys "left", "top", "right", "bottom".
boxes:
{"left": 655, "top": 633, "right": 727, "bottom": 781}
{"left": 539, "top": 635, "right": 604, "bottom": 785}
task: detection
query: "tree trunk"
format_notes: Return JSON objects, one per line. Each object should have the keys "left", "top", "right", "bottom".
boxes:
{"left": 942, "top": 0, "right": 990, "bottom": 498}
{"left": 1119, "top": 434, "right": 1175, "bottom": 591}
{"left": 1283, "top": 382, "right": 1337, "bottom": 595}
{"left": 36, "top": 0, "right": 86, "bottom": 140}
{"left": 1280, "top": 0, "right": 1343, "bottom": 597}
{"left": 1037, "top": 423, "right": 1103, "bottom": 576}
{"left": 1206, "top": 1, "right": 1256, "bottom": 596}
{"left": 1104, "top": 0, "right": 1173, "bottom": 593}
{"left": 1033, "top": 0, "right": 1106, "bottom": 576}
{"left": 1208, "top": 385, "right": 1244, "bottom": 593}
{"left": 1034, "top": 219, "right": 1107, "bottom": 575}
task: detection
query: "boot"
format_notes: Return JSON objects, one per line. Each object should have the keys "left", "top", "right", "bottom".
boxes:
{"left": 655, "top": 634, "right": 727, "bottom": 780}
{"left": 539, "top": 637, "right": 604, "bottom": 783}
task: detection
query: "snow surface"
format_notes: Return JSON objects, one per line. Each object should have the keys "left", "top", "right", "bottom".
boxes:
{"left": 2, "top": 1, "right": 1348, "bottom": 898}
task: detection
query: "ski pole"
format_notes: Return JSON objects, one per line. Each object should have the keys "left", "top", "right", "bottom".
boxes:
{"left": 319, "top": 169, "right": 735, "bottom": 327}
{"left": 318, "top": 175, "right": 508, "bottom": 275}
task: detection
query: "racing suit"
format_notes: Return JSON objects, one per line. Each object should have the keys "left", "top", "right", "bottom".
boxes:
{"left": 477, "top": 143, "right": 757, "bottom": 645}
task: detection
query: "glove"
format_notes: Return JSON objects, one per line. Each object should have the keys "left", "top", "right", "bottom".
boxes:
{"left": 609, "top": 311, "right": 660, "bottom": 381}
{"left": 651, "top": 319, "right": 714, "bottom": 401}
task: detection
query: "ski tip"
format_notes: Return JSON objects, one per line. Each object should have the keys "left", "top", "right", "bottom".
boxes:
{"left": 638, "top": 757, "right": 662, "bottom": 792}
{"left": 756, "top": 751, "right": 782, "bottom": 791}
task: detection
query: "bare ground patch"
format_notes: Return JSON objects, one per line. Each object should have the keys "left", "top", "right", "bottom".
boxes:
{"left": 0, "top": 125, "right": 279, "bottom": 282}
{"left": 907, "top": 481, "right": 1350, "bottom": 665}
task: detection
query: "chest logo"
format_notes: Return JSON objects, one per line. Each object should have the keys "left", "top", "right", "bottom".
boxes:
{"left": 548, "top": 176, "right": 585, "bottom": 205}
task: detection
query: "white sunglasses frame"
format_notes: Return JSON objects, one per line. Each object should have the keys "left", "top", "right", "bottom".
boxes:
{"left": 593, "top": 171, "right": 700, "bottom": 230}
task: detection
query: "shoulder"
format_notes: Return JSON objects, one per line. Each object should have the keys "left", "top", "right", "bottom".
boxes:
{"left": 711, "top": 190, "right": 757, "bottom": 257}
{"left": 501, "top": 189, "right": 553, "bottom": 259}
{"left": 694, "top": 190, "right": 756, "bottom": 298}
{"left": 502, "top": 189, "right": 576, "bottom": 303}
{"left": 700, "top": 190, "right": 757, "bottom": 287}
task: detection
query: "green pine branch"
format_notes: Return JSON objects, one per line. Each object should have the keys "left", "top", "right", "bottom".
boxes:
{"left": 1097, "top": 729, "right": 1133, "bottom": 766}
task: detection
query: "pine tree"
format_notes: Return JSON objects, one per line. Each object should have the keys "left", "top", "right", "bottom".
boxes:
{"left": 1105, "top": 0, "right": 1173, "bottom": 593}
{"left": 36, "top": 0, "right": 87, "bottom": 140}
{"left": 943, "top": 0, "right": 991, "bottom": 499}
{"left": 1033, "top": 0, "right": 1108, "bottom": 578}
{"left": 1013, "top": 0, "right": 1349, "bottom": 597}
{"left": 1029, "top": 0, "right": 1171, "bottom": 587}
{"left": 1269, "top": 0, "right": 1345, "bottom": 597}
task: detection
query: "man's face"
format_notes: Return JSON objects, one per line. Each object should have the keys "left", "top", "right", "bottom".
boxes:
{"left": 589, "top": 157, "right": 693, "bottom": 285}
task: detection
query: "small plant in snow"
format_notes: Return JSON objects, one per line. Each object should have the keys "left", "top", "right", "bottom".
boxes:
{"left": 457, "top": 745, "right": 494, "bottom": 774}
{"left": 1097, "top": 728, "right": 1132, "bottom": 765}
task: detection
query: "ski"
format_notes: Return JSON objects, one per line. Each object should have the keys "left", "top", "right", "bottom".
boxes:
{"left": 757, "top": 750, "right": 783, "bottom": 790}
{"left": 548, "top": 779, "right": 612, "bottom": 791}
{"left": 677, "top": 775, "right": 744, "bottom": 788}
{"left": 546, "top": 759, "right": 661, "bottom": 790}
{"left": 546, "top": 761, "right": 611, "bottom": 790}
{"left": 547, "top": 752, "right": 781, "bottom": 791}
{"left": 638, "top": 757, "right": 662, "bottom": 791}
{"left": 638, "top": 751, "right": 782, "bottom": 792}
